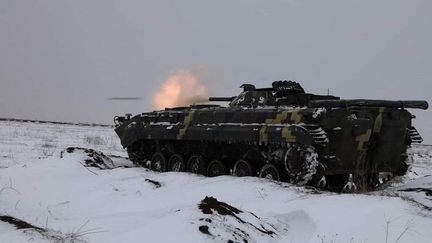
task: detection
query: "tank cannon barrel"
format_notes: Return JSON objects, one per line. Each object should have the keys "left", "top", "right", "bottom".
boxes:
{"left": 309, "top": 99, "right": 428, "bottom": 110}
{"left": 209, "top": 96, "right": 236, "bottom": 102}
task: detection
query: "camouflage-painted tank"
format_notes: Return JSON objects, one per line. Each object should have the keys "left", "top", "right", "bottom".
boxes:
{"left": 114, "top": 81, "right": 428, "bottom": 191}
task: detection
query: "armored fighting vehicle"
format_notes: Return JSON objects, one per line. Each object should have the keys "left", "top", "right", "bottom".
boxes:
{"left": 114, "top": 81, "right": 428, "bottom": 191}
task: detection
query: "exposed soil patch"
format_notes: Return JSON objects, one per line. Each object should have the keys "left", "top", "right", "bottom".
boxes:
{"left": 145, "top": 179, "right": 162, "bottom": 188}
{"left": 198, "top": 225, "right": 211, "bottom": 235}
{"left": 399, "top": 188, "right": 432, "bottom": 197}
{"left": 199, "top": 196, "right": 242, "bottom": 216}
{"left": 61, "top": 147, "right": 115, "bottom": 169}
{"left": 0, "top": 214, "right": 85, "bottom": 242}
{"left": 0, "top": 215, "right": 45, "bottom": 232}
{"left": 197, "top": 196, "right": 279, "bottom": 243}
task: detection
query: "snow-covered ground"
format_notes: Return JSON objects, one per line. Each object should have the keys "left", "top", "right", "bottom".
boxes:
{"left": 0, "top": 120, "right": 124, "bottom": 169}
{"left": 0, "top": 120, "right": 431, "bottom": 243}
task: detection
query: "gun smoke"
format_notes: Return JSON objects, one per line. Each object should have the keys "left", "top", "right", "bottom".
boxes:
{"left": 153, "top": 69, "right": 209, "bottom": 110}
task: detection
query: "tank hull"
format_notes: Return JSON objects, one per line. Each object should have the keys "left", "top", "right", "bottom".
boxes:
{"left": 116, "top": 106, "right": 414, "bottom": 176}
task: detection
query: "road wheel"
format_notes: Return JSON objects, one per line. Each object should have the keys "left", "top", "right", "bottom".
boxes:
{"left": 283, "top": 145, "right": 318, "bottom": 185}
{"left": 168, "top": 153, "right": 185, "bottom": 172}
{"left": 207, "top": 160, "right": 226, "bottom": 177}
{"left": 259, "top": 164, "right": 280, "bottom": 181}
{"left": 151, "top": 152, "right": 166, "bottom": 172}
{"left": 232, "top": 159, "right": 253, "bottom": 177}
{"left": 187, "top": 155, "right": 206, "bottom": 175}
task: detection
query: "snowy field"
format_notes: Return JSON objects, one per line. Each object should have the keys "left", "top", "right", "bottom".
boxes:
{"left": 0, "top": 119, "right": 431, "bottom": 243}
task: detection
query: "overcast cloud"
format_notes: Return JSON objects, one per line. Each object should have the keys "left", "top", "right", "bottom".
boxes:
{"left": 0, "top": 0, "right": 431, "bottom": 142}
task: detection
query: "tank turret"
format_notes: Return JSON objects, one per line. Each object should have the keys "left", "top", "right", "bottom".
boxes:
{"left": 210, "top": 80, "right": 339, "bottom": 108}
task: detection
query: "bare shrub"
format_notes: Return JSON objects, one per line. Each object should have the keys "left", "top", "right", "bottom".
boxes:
{"left": 384, "top": 216, "right": 416, "bottom": 243}
{"left": 83, "top": 136, "right": 105, "bottom": 146}
{"left": 40, "top": 138, "right": 57, "bottom": 158}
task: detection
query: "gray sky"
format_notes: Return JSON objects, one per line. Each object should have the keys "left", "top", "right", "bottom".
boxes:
{"left": 1, "top": 0, "right": 431, "bottom": 142}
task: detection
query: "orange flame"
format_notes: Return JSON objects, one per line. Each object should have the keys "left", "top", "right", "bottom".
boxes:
{"left": 153, "top": 70, "right": 208, "bottom": 109}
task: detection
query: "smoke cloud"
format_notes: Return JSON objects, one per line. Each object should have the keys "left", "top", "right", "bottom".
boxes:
{"left": 153, "top": 69, "right": 209, "bottom": 110}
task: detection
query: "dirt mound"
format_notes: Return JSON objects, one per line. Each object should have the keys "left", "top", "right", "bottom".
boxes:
{"left": 197, "top": 196, "right": 282, "bottom": 243}
{"left": 61, "top": 147, "right": 115, "bottom": 169}
{"left": 199, "top": 196, "right": 242, "bottom": 216}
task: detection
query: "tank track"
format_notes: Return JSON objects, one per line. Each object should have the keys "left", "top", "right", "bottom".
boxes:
{"left": 125, "top": 125, "right": 397, "bottom": 192}
{"left": 126, "top": 139, "right": 321, "bottom": 184}
{"left": 127, "top": 140, "right": 393, "bottom": 193}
